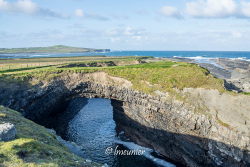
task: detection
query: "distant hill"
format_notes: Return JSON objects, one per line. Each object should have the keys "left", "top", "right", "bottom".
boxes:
{"left": 0, "top": 45, "right": 110, "bottom": 54}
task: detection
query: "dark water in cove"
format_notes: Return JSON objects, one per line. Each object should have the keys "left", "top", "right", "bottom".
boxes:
{"left": 55, "top": 98, "right": 178, "bottom": 167}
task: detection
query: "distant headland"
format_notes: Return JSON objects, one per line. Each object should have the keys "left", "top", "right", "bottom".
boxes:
{"left": 0, "top": 45, "right": 110, "bottom": 54}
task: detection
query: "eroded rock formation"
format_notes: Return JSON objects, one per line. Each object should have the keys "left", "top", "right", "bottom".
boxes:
{"left": 0, "top": 72, "right": 249, "bottom": 167}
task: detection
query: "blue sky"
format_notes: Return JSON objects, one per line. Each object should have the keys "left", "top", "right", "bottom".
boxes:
{"left": 0, "top": 0, "right": 250, "bottom": 51}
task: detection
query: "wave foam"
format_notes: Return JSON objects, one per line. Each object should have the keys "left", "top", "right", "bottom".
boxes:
{"left": 173, "top": 56, "right": 216, "bottom": 60}
{"left": 174, "top": 56, "right": 250, "bottom": 61}
{"left": 115, "top": 139, "right": 176, "bottom": 167}
{"left": 229, "top": 57, "right": 250, "bottom": 61}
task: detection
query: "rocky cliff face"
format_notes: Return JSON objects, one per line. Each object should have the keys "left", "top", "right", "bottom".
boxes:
{"left": 0, "top": 72, "right": 249, "bottom": 167}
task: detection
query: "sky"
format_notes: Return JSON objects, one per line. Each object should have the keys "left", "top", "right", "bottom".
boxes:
{"left": 0, "top": 0, "right": 250, "bottom": 51}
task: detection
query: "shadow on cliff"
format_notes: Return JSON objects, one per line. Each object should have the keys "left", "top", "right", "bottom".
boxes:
{"left": 0, "top": 77, "right": 73, "bottom": 124}
{"left": 112, "top": 100, "right": 250, "bottom": 167}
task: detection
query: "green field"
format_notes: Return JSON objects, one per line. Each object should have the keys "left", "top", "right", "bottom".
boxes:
{"left": 0, "top": 45, "right": 110, "bottom": 54}
{"left": 0, "top": 55, "right": 146, "bottom": 73}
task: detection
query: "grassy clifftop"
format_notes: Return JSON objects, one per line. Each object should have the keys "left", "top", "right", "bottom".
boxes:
{"left": 0, "top": 45, "right": 110, "bottom": 54}
{"left": 105, "top": 61, "right": 225, "bottom": 94}
{"left": 0, "top": 56, "right": 225, "bottom": 95}
{"left": 0, "top": 106, "right": 101, "bottom": 167}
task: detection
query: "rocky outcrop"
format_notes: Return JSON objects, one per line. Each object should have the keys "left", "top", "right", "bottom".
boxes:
{"left": 0, "top": 72, "right": 249, "bottom": 167}
{"left": 170, "top": 57, "right": 250, "bottom": 93}
{"left": 0, "top": 123, "right": 16, "bottom": 141}
{"left": 216, "top": 59, "right": 250, "bottom": 92}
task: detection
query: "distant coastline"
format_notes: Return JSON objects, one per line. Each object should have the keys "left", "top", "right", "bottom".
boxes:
{"left": 0, "top": 45, "right": 110, "bottom": 54}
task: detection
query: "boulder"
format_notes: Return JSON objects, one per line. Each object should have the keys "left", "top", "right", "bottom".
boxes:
{"left": 0, "top": 123, "right": 16, "bottom": 141}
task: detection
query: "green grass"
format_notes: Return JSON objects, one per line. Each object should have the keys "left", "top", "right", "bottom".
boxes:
{"left": 217, "top": 118, "right": 231, "bottom": 128}
{"left": 0, "top": 59, "right": 226, "bottom": 96}
{"left": 0, "top": 56, "right": 149, "bottom": 73}
{"left": 242, "top": 92, "right": 250, "bottom": 95}
{"left": 105, "top": 61, "right": 225, "bottom": 94}
{"left": 0, "top": 56, "right": 137, "bottom": 64}
{"left": 0, "top": 65, "right": 54, "bottom": 74}
{"left": 0, "top": 106, "right": 101, "bottom": 167}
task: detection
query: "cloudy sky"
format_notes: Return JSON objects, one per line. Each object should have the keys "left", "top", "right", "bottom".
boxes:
{"left": 0, "top": 0, "right": 250, "bottom": 51}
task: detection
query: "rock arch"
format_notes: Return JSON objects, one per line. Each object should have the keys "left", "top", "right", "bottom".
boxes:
{"left": 0, "top": 72, "right": 249, "bottom": 167}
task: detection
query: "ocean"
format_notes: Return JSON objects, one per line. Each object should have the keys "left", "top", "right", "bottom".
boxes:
{"left": 0, "top": 51, "right": 250, "bottom": 61}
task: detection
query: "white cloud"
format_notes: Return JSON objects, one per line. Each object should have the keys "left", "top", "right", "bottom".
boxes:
{"left": 241, "top": 1, "right": 250, "bottom": 17}
{"left": 185, "top": 0, "right": 250, "bottom": 18}
{"left": 0, "top": 0, "right": 38, "bottom": 14}
{"left": 186, "top": 0, "right": 237, "bottom": 18}
{"left": 75, "top": 9, "right": 84, "bottom": 17}
{"left": 0, "top": 0, "right": 8, "bottom": 10}
{"left": 110, "top": 37, "right": 121, "bottom": 43}
{"left": 121, "top": 26, "right": 145, "bottom": 36}
{"left": 0, "top": 0, "right": 64, "bottom": 18}
{"left": 123, "top": 26, "right": 135, "bottom": 36}
{"left": 106, "top": 27, "right": 129, "bottom": 36}
{"left": 85, "top": 13, "right": 109, "bottom": 21}
{"left": 74, "top": 8, "right": 109, "bottom": 21}
{"left": 160, "top": 6, "right": 182, "bottom": 18}
{"left": 158, "top": 0, "right": 250, "bottom": 19}
{"left": 15, "top": 0, "right": 38, "bottom": 14}
{"left": 231, "top": 31, "right": 243, "bottom": 38}
{"left": 106, "top": 26, "right": 147, "bottom": 42}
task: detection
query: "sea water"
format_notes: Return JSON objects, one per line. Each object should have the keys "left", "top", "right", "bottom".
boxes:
{"left": 54, "top": 98, "right": 182, "bottom": 167}
{"left": 1, "top": 51, "right": 250, "bottom": 61}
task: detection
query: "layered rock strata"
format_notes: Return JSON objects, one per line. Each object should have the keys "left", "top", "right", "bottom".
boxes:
{"left": 0, "top": 72, "right": 249, "bottom": 167}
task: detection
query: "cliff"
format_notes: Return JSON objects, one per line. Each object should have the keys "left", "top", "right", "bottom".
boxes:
{"left": 0, "top": 68, "right": 249, "bottom": 167}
